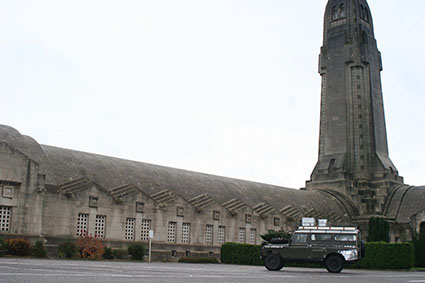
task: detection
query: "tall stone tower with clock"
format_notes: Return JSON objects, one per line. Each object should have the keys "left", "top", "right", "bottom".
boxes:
{"left": 307, "top": 0, "right": 404, "bottom": 216}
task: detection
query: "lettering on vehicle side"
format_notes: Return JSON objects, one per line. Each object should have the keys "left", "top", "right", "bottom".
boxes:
{"left": 265, "top": 245, "right": 285, "bottom": 249}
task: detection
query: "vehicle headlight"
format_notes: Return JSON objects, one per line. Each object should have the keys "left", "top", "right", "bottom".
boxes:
{"left": 339, "top": 249, "right": 358, "bottom": 261}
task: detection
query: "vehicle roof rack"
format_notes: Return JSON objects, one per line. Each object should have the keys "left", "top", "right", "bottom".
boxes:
{"left": 296, "top": 226, "right": 359, "bottom": 234}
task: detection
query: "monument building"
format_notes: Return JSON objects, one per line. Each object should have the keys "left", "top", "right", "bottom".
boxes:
{"left": 0, "top": 0, "right": 424, "bottom": 260}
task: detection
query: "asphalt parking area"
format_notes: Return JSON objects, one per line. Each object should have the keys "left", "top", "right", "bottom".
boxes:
{"left": 0, "top": 258, "right": 424, "bottom": 283}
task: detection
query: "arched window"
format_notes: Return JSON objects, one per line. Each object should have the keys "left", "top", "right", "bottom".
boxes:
{"left": 332, "top": 6, "right": 339, "bottom": 20}
{"left": 420, "top": 222, "right": 425, "bottom": 235}
{"left": 332, "top": 4, "right": 346, "bottom": 21}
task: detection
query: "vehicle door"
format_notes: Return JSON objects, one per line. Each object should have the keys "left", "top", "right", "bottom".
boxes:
{"left": 310, "top": 233, "right": 333, "bottom": 260}
{"left": 286, "top": 233, "right": 310, "bottom": 260}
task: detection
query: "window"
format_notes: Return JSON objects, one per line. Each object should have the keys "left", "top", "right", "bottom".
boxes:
{"left": 292, "top": 233, "right": 308, "bottom": 244}
{"left": 218, "top": 226, "right": 226, "bottom": 245}
{"left": 329, "top": 159, "right": 336, "bottom": 172}
{"left": 140, "top": 219, "right": 151, "bottom": 241}
{"left": 238, "top": 228, "right": 246, "bottom": 243}
{"left": 125, "top": 218, "right": 135, "bottom": 240}
{"left": 250, "top": 228, "right": 257, "bottom": 245}
{"left": 420, "top": 222, "right": 425, "bottom": 235}
{"left": 360, "top": 5, "right": 370, "bottom": 22}
{"left": 311, "top": 234, "right": 332, "bottom": 241}
{"left": 205, "top": 224, "right": 213, "bottom": 245}
{"left": 332, "top": 4, "right": 345, "bottom": 20}
{"left": 77, "top": 213, "right": 88, "bottom": 237}
{"left": 335, "top": 234, "right": 357, "bottom": 241}
{"left": 168, "top": 222, "right": 177, "bottom": 243}
{"left": 94, "top": 215, "right": 106, "bottom": 238}
{"left": 182, "top": 223, "right": 191, "bottom": 243}
{"left": 339, "top": 4, "right": 345, "bottom": 18}
{"left": 0, "top": 206, "right": 11, "bottom": 232}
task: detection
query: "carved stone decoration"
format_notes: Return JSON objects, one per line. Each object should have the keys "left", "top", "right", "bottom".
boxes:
{"left": 213, "top": 211, "right": 220, "bottom": 220}
{"left": 35, "top": 174, "right": 46, "bottom": 194}
{"left": 89, "top": 196, "right": 98, "bottom": 208}
{"left": 2, "top": 186, "right": 14, "bottom": 198}
{"left": 245, "top": 214, "right": 252, "bottom": 224}
{"left": 274, "top": 217, "right": 280, "bottom": 227}
{"left": 136, "top": 202, "right": 145, "bottom": 213}
{"left": 177, "top": 207, "right": 184, "bottom": 217}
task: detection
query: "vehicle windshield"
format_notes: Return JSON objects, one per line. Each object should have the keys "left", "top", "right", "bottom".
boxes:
{"left": 292, "top": 233, "right": 308, "bottom": 244}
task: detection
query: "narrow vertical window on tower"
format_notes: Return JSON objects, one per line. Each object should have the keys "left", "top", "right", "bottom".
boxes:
{"left": 339, "top": 4, "right": 345, "bottom": 18}
{"left": 332, "top": 6, "right": 338, "bottom": 20}
{"left": 332, "top": 4, "right": 346, "bottom": 21}
{"left": 360, "top": 5, "right": 370, "bottom": 23}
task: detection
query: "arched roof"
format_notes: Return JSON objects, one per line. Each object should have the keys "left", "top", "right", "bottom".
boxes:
{"left": 0, "top": 125, "right": 56, "bottom": 184}
{"left": 0, "top": 124, "right": 350, "bottom": 221}
{"left": 385, "top": 185, "right": 425, "bottom": 223}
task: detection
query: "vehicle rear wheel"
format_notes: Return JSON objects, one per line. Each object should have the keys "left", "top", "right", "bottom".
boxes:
{"left": 325, "top": 255, "right": 344, "bottom": 273}
{"left": 264, "top": 253, "right": 283, "bottom": 271}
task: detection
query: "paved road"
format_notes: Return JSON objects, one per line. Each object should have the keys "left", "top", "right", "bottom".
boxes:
{"left": 0, "top": 258, "right": 424, "bottom": 283}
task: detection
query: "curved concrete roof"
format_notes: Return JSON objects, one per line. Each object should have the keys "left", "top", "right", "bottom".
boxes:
{"left": 0, "top": 125, "right": 57, "bottom": 184}
{"left": 385, "top": 185, "right": 425, "bottom": 223}
{"left": 0, "top": 124, "right": 351, "bottom": 221}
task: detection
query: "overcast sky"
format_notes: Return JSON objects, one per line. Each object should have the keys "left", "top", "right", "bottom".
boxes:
{"left": 1, "top": 0, "right": 424, "bottom": 189}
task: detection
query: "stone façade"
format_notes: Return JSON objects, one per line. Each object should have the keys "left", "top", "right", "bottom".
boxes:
{"left": 1, "top": 0, "right": 425, "bottom": 260}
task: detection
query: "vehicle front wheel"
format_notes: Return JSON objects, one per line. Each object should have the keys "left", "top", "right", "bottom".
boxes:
{"left": 325, "top": 255, "right": 344, "bottom": 273}
{"left": 264, "top": 253, "right": 284, "bottom": 271}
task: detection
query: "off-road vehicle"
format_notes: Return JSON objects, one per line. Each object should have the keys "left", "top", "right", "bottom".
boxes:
{"left": 261, "top": 226, "right": 364, "bottom": 273}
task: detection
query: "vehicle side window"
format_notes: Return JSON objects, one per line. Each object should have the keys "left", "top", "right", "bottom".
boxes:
{"left": 292, "top": 233, "right": 308, "bottom": 244}
{"left": 311, "top": 234, "right": 332, "bottom": 241}
{"left": 335, "top": 234, "right": 357, "bottom": 241}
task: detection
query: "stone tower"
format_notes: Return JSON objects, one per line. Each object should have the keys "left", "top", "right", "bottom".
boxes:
{"left": 306, "top": 0, "right": 404, "bottom": 215}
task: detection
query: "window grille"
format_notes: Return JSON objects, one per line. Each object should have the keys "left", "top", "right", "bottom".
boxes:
{"left": 77, "top": 213, "right": 88, "bottom": 236}
{"left": 218, "top": 226, "right": 226, "bottom": 245}
{"left": 0, "top": 206, "right": 11, "bottom": 232}
{"left": 125, "top": 218, "right": 135, "bottom": 240}
{"left": 238, "top": 228, "right": 246, "bottom": 243}
{"left": 205, "top": 224, "right": 213, "bottom": 245}
{"left": 95, "top": 215, "right": 106, "bottom": 238}
{"left": 182, "top": 223, "right": 191, "bottom": 243}
{"left": 140, "top": 219, "right": 151, "bottom": 241}
{"left": 249, "top": 228, "right": 257, "bottom": 245}
{"left": 168, "top": 222, "right": 177, "bottom": 242}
